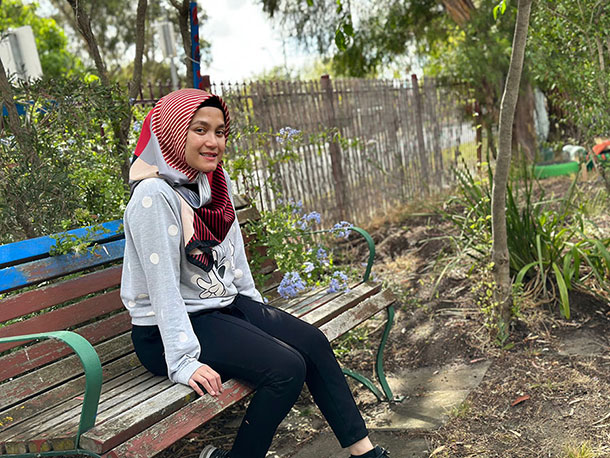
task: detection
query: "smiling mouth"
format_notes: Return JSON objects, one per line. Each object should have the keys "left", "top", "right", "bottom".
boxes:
{"left": 200, "top": 152, "right": 218, "bottom": 158}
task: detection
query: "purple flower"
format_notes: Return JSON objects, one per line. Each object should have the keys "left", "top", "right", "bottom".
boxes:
{"left": 316, "top": 247, "right": 329, "bottom": 265}
{"left": 303, "top": 261, "right": 315, "bottom": 274}
{"left": 278, "top": 271, "right": 307, "bottom": 298}
{"left": 327, "top": 271, "right": 350, "bottom": 294}
{"left": 332, "top": 221, "right": 353, "bottom": 239}
{"left": 276, "top": 126, "right": 301, "bottom": 144}
{"left": 304, "top": 211, "right": 321, "bottom": 224}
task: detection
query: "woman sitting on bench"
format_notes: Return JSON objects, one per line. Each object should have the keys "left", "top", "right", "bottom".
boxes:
{"left": 120, "top": 89, "right": 390, "bottom": 458}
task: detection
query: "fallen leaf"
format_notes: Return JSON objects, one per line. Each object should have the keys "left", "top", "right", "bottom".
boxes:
{"left": 511, "top": 395, "right": 530, "bottom": 407}
{"left": 430, "top": 445, "right": 446, "bottom": 456}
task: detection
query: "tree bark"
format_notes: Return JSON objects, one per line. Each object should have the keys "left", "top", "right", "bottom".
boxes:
{"left": 118, "top": 0, "right": 149, "bottom": 183}
{"left": 66, "top": 0, "right": 110, "bottom": 87}
{"left": 66, "top": 0, "right": 148, "bottom": 184}
{"left": 492, "top": 0, "right": 533, "bottom": 327}
{"left": 513, "top": 83, "right": 536, "bottom": 160}
{"left": 170, "top": 0, "right": 193, "bottom": 87}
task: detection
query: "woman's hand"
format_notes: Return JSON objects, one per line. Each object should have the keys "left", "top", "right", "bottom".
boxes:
{"left": 189, "top": 364, "right": 223, "bottom": 396}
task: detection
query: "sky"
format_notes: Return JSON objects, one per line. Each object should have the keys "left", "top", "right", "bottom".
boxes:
{"left": 201, "top": 0, "right": 313, "bottom": 81}
{"left": 31, "top": 0, "right": 314, "bottom": 83}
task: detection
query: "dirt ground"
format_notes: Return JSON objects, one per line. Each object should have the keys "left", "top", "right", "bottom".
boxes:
{"left": 159, "top": 175, "right": 610, "bottom": 458}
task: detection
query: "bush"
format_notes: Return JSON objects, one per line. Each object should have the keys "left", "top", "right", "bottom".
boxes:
{"left": 246, "top": 198, "right": 356, "bottom": 300}
{"left": 0, "top": 76, "right": 130, "bottom": 243}
{"left": 444, "top": 160, "right": 610, "bottom": 319}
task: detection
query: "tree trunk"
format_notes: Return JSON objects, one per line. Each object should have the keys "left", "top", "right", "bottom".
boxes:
{"left": 513, "top": 82, "right": 537, "bottom": 161}
{"left": 492, "top": 0, "right": 533, "bottom": 328}
{"left": 66, "top": 0, "right": 110, "bottom": 87}
{"left": 170, "top": 0, "right": 193, "bottom": 87}
{"left": 119, "top": 0, "right": 149, "bottom": 183}
{"left": 66, "top": 0, "right": 148, "bottom": 184}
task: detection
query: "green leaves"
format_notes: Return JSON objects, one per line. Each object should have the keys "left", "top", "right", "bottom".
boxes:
{"left": 334, "top": 0, "right": 354, "bottom": 51}
{"left": 493, "top": 0, "right": 508, "bottom": 20}
{"left": 0, "top": 76, "right": 129, "bottom": 242}
{"left": 446, "top": 160, "right": 610, "bottom": 320}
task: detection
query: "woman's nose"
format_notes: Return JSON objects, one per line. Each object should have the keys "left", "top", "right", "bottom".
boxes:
{"left": 203, "top": 132, "right": 218, "bottom": 148}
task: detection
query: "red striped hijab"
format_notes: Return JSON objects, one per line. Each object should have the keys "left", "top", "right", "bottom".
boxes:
{"left": 129, "top": 89, "right": 236, "bottom": 272}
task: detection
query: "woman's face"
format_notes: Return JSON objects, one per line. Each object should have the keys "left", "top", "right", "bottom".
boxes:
{"left": 184, "top": 106, "right": 226, "bottom": 173}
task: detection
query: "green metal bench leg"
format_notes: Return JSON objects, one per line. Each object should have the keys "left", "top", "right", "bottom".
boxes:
{"left": 342, "top": 368, "right": 386, "bottom": 402}
{"left": 375, "top": 305, "right": 395, "bottom": 401}
{"left": 341, "top": 305, "right": 397, "bottom": 402}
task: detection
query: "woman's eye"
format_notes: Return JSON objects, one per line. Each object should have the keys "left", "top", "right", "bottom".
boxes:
{"left": 216, "top": 130, "right": 225, "bottom": 136}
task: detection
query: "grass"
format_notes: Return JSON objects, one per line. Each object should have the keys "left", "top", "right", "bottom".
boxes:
{"left": 447, "top": 400, "right": 471, "bottom": 419}
{"left": 562, "top": 442, "right": 599, "bottom": 458}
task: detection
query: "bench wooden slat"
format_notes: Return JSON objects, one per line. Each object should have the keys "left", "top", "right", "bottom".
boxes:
{"left": 270, "top": 285, "right": 327, "bottom": 310}
{"left": 0, "top": 354, "right": 141, "bottom": 433}
{"left": 0, "top": 311, "right": 131, "bottom": 383}
{"left": 0, "top": 331, "right": 132, "bottom": 409}
{"left": 0, "top": 220, "right": 123, "bottom": 269}
{"left": 0, "top": 266, "right": 122, "bottom": 323}
{"left": 0, "top": 289, "right": 122, "bottom": 353}
{"left": 0, "top": 239, "right": 125, "bottom": 293}
{"left": 80, "top": 382, "right": 199, "bottom": 454}
{"left": 3, "top": 369, "right": 152, "bottom": 445}
{"left": 45, "top": 379, "right": 174, "bottom": 453}
{"left": 5, "top": 375, "right": 168, "bottom": 455}
{"left": 319, "top": 289, "right": 396, "bottom": 341}
{"left": 292, "top": 285, "right": 363, "bottom": 317}
{"left": 301, "top": 282, "right": 382, "bottom": 327}
{"left": 232, "top": 194, "right": 250, "bottom": 209}
{"left": 17, "top": 375, "right": 168, "bottom": 453}
{"left": 98, "top": 379, "right": 254, "bottom": 458}
{"left": 236, "top": 206, "right": 260, "bottom": 225}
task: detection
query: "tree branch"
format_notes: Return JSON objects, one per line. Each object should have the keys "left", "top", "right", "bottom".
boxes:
{"left": 66, "top": 0, "right": 110, "bottom": 87}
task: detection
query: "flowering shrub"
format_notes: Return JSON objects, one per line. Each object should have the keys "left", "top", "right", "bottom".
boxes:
{"left": 246, "top": 198, "right": 355, "bottom": 300}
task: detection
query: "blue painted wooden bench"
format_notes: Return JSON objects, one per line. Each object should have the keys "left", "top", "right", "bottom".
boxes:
{"left": 0, "top": 195, "right": 397, "bottom": 458}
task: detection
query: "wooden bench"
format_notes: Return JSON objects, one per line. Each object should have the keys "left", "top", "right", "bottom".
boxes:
{"left": 0, "top": 196, "right": 397, "bottom": 458}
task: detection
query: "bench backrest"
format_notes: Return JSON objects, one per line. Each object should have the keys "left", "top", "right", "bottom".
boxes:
{"left": 0, "top": 195, "right": 260, "bottom": 388}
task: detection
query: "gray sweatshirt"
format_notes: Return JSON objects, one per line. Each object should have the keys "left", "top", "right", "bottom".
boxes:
{"left": 120, "top": 176, "right": 263, "bottom": 386}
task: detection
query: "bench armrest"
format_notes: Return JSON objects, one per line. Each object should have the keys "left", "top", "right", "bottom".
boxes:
{"left": 350, "top": 227, "right": 375, "bottom": 282}
{"left": 0, "top": 331, "right": 102, "bottom": 445}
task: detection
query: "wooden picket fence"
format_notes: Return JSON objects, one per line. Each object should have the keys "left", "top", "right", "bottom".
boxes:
{"left": 135, "top": 76, "right": 477, "bottom": 225}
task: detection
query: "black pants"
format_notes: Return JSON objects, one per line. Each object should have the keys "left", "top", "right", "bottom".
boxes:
{"left": 131, "top": 294, "right": 368, "bottom": 458}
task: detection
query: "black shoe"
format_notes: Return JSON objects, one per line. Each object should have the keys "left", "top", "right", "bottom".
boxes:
{"left": 373, "top": 446, "right": 390, "bottom": 457}
{"left": 351, "top": 445, "right": 390, "bottom": 458}
{"left": 199, "top": 445, "right": 230, "bottom": 458}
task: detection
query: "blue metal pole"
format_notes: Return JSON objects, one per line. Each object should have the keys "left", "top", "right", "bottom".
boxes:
{"left": 189, "top": 2, "right": 202, "bottom": 89}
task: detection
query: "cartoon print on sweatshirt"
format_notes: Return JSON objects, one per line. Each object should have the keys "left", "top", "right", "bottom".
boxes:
{"left": 195, "top": 238, "right": 236, "bottom": 299}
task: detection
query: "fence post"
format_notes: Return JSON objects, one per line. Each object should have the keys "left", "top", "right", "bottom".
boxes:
{"left": 320, "top": 74, "right": 347, "bottom": 219}
{"left": 411, "top": 74, "right": 430, "bottom": 195}
{"left": 474, "top": 100, "right": 483, "bottom": 171}
{"left": 424, "top": 77, "right": 443, "bottom": 189}
{"left": 202, "top": 74, "right": 211, "bottom": 92}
